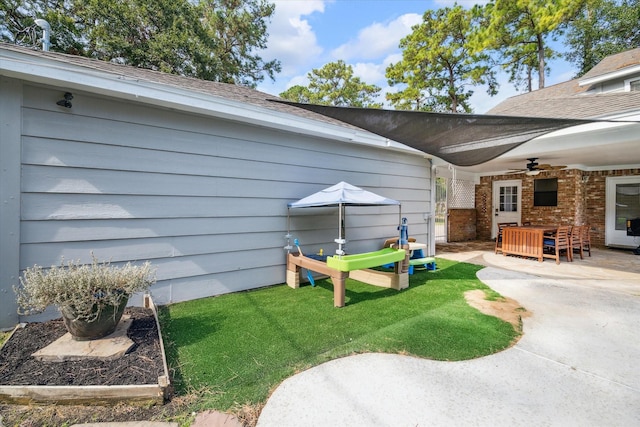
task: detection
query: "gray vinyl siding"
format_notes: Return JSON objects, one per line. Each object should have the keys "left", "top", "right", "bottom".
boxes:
{"left": 0, "top": 77, "right": 22, "bottom": 329}
{"left": 17, "top": 83, "right": 430, "bottom": 311}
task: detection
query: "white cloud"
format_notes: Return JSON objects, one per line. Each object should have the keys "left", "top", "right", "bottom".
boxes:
{"left": 286, "top": 74, "right": 310, "bottom": 89}
{"left": 352, "top": 62, "right": 386, "bottom": 85}
{"left": 263, "top": 1, "right": 326, "bottom": 76}
{"left": 331, "top": 13, "right": 422, "bottom": 61}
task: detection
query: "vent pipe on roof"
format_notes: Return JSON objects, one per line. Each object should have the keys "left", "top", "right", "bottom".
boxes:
{"left": 34, "top": 19, "right": 51, "bottom": 51}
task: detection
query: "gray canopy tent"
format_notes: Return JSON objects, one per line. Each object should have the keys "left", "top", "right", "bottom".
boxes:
{"left": 286, "top": 181, "right": 401, "bottom": 256}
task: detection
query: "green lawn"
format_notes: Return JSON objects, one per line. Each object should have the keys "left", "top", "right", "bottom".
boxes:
{"left": 0, "top": 330, "right": 9, "bottom": 348}
{"left": 158, "top": 258, "right": 518, "bottom": 412}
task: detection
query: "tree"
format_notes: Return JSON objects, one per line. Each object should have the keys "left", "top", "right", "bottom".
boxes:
{"left": 0, "top": 1, "right": 83, "bottom": 53}
{"left": 0, "top": 0, "right": 281, "bottom": 87}
{"left": 473, "top": 0, "right": 584, "bottom": 91}
{"left": 385, "top": 5, "right": 497, "bottom": 113}
{"left": 280, "top": 60, "right": 382, "bottom": 108}
{"left": 193, "top": 0, "right": 281, "bottom": 85}
{"left": 76, "top": 0, "right": 201, "bottom": 75}
{"left": 564, "top": 0, "right": 640, "bottom": 77}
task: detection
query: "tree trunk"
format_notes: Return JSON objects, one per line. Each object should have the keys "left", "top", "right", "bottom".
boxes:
{"left": 537, "top": 33, "right": 545, "bottom": 89}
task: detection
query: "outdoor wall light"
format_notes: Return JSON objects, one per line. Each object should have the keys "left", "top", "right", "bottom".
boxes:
{"left": 56, "top": 92, "right": 73, "bottom": 108}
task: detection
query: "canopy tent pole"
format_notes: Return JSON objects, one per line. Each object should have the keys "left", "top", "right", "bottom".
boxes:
{"left": 284, "top": 207, "right": 293, "bottom": 253}
{"left": 398, "top": 206, "right": 402, "bottom": 245}
{"left": 335, "top": 203, "right": 346, "bottom": 257}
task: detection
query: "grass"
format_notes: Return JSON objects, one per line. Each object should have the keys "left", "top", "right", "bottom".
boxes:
{"left": 158, "top": 258, "right": 519, "bottom": 412}
{"left": 0, "top": 330, "right": 10, "bottom": 347}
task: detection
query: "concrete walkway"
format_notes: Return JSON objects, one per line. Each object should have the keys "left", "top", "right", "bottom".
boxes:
{"left": 257, "top": 247, "right": 640, "bottom": 426}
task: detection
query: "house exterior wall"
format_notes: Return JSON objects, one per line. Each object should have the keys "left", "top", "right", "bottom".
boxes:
{"left": 586, "top": 79, "right": 626, "bottom": 94}
{"left": 0, "top": 80, "right": 431, "bottom": 328}
{"left": 476, "top": 168, "right": 640, "bottom": 247}
{"left": 0, "top": 77, "right": 22, "bottom": 329}
{"left": 447, "top": 209, "right": 476, "bottom": 241}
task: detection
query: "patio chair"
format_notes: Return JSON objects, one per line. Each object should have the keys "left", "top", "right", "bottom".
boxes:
{"left": 495, "top": 222, "right": 519, "bottom": 254}
{"left": 543, "top": 226, "right": 572, "bottom": 264}
{"left": 580, "top": 225, "right": 592, "bottom": 257}
{"left": 570, "top": 225, "right": 585, "bottom": 260}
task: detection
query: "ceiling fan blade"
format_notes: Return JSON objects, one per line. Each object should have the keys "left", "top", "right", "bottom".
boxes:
{"left": 537, "top": 164, "right": 567, "bottom": 170}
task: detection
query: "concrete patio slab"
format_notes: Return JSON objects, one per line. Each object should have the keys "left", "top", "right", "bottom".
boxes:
{"left": 257, "top": 245, "right": 640, "bottom": 426}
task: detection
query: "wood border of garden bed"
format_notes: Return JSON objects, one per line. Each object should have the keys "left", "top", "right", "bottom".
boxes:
{"left": 0, "top": 295, "right": 170, "bottom": 405}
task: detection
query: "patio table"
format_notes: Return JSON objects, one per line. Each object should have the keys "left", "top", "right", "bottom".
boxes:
{"left": 502, "top": 226, "right": 558, "bottom": 262}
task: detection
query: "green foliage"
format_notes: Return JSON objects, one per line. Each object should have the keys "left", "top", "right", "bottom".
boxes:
{"left": 160, "top": 258, "right": 519, "bottom": 410}
{"left": 0, "top": 330, "right": 9, "bottom": 347}
{"left": 473, "top": 0, "right": 585, "bottom": 91}
{"left": 280, "top": 60, "right": 382, "bottom": 107}
{"left": 14, "top": 255, "right": 155, "bottom": 322}
{"left": 564, "top": 0, "right": 640, "bottom": 77}
{"left": 0, "top": 0, "right": 281, "bottom": 87}
{"left": 385, "top": 5, "right": 496, "bottom": 113}
{"left": 192, "top": 0, "right": 282, "bottom": 85}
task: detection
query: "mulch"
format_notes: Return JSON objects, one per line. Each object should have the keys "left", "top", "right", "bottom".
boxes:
{"left": 0, "top": 307, "right": 164, "bottom": 386}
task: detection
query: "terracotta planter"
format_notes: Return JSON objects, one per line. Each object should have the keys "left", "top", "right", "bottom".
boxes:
{"left": 60, "top": 296, "right": 129, "bottom": 341}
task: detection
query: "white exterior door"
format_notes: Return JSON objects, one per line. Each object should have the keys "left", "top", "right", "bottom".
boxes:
{"left": 492, "top": 180, "right": 522, "bottom": 239}
{"left": 605, "top": 176, "right": 640, "bottom": 248}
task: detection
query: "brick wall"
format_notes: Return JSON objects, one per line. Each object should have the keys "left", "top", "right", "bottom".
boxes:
{"left": 475, "top": 168, "right": 640, "bottom": 247}
{"left": 448, "top": 209, "right": 476, "bottom": 241}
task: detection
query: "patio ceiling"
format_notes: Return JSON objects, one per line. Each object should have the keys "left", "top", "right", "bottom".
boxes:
{"left": 278, "top": 101, "right": 640, "bottom": 174}
{"left": 458, "top": 118, "right": 640, "bottom": 174}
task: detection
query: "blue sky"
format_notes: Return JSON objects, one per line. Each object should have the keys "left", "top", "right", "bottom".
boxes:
{"left": 257, "top": 0, "right": 576, "bottom": 113}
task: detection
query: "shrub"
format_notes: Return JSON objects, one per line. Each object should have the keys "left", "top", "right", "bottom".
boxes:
{"left": 14, "top": 255, "right": 156, "bottom": 322}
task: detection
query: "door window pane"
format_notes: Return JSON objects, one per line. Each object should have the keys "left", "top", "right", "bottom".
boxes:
{"left": 500, "top": 186, "right": 518, "bottom": 212}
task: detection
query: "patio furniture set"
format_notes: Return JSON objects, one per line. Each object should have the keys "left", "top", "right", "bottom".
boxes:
{"left": 495, "top": 223, "right": 592, "bottom": 264}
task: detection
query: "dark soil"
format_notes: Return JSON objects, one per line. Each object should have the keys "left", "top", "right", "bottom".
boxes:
{"left": 0, "top": 307, "right": 164, "bottom": 386}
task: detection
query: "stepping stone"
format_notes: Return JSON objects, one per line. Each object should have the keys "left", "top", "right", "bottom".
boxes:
{"left": 33, "top": 315, "right": 135, "bottom": 362}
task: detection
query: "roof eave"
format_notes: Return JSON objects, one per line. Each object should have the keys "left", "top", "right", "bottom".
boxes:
{"left": 0, "top": 48, "right": 421, "bottom": 156}
{"left": 578, "top": 64, "right": 640, "bottom": 87}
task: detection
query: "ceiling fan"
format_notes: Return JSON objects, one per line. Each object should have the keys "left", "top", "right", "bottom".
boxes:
{"left": 508, "top": 158, "right": 567, "bottom": 175}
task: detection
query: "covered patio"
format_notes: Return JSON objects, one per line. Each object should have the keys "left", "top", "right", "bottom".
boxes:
{"left": 436, "top": 240, "right": 639, "bottom": 286}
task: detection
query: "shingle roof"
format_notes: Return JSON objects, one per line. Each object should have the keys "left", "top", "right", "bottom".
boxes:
{"left": 487, "top": 48, "right": 640, "bottom": 119}
{"left": 0, "top": 42, "right": 352, "bottom": 128}
{"left": 581, "top": 47, "right": 640, "bottom": 79}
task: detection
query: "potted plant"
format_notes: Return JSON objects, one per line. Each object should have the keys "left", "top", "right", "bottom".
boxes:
{"left": 14, "top": 255, "right": 156, "bottom": 341}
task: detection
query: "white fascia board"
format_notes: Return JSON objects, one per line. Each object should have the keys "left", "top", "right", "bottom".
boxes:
{"left": 0, "top": 50, "right": 420, "bottom": 155}
{"left": 578, "top": 65, "right": 640, "bottom": 87}
{"left": 536, "top": 121, "right": 630, "bottom": 139}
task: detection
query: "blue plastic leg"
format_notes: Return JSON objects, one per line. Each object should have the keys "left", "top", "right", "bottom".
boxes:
{"left": 307, "top": 270, "right": 315, "bottom": 287}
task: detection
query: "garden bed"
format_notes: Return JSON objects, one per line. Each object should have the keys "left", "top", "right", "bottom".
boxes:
{"left": 0, "top": 296, "right": 170, "bottom": 405}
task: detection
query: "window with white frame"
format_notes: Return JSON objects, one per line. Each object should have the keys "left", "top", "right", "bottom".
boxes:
{"left": 625, "top": 77, "right": 640, "bottom": 92}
